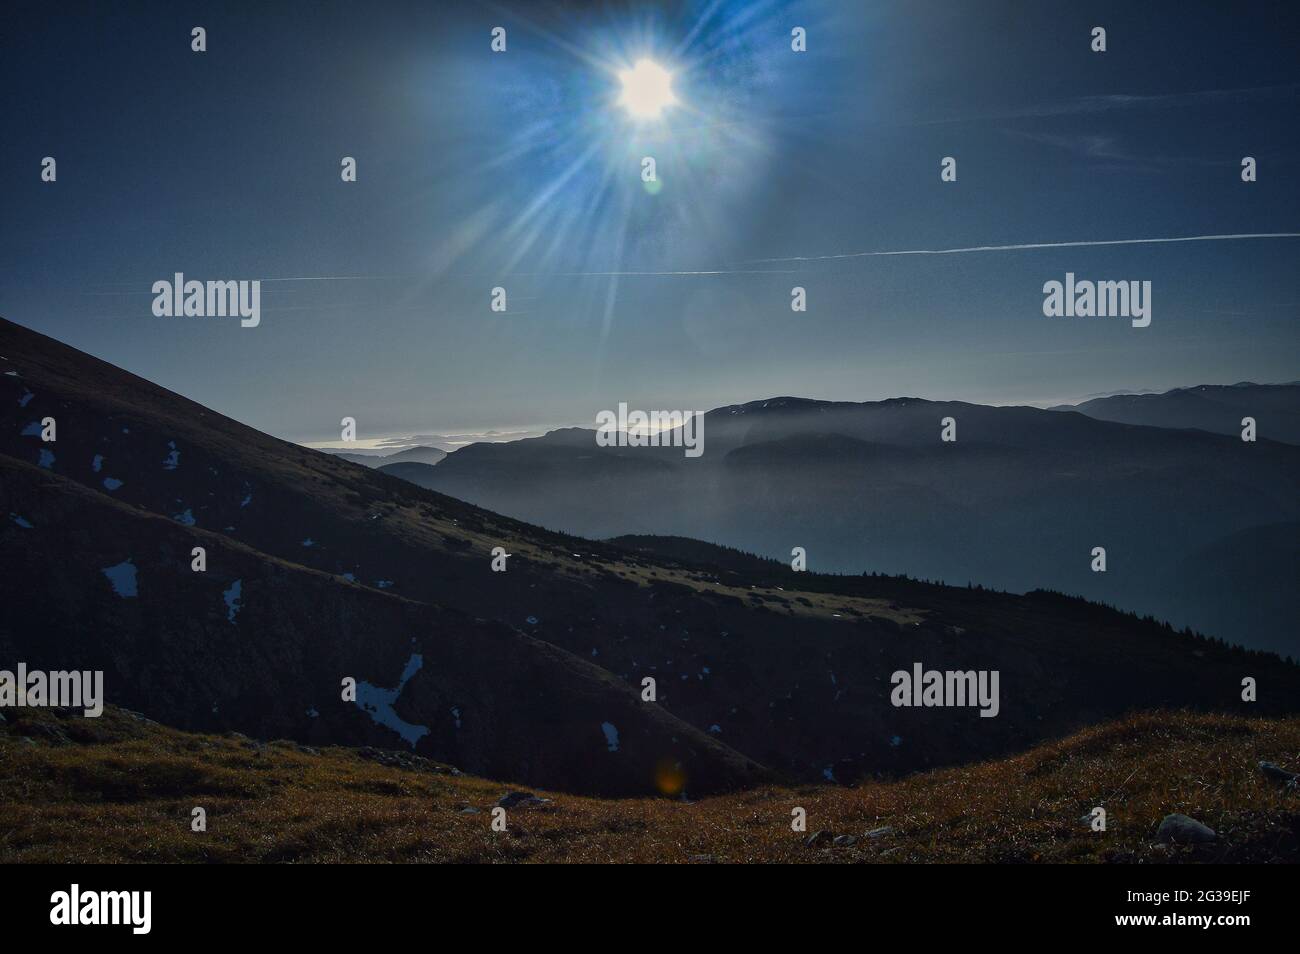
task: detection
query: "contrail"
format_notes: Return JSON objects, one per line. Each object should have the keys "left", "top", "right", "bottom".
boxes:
{"left": 528, "top": 232, "right": 1300, "bottom": 277}
{"left": 739, "top": 232, "right": 1300, "bottom": 264}
{"left": 98, "top": 234, "right": 1300, "bottom": 289}
{"left": 546, "top": 268, "right": 803, "bottom": 276}
{"left": 257, "top": 276, "right": 395, "bottom": 282}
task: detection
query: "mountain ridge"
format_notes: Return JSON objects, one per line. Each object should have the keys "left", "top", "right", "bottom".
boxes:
{"left": 3, "top": 315, "right": 1297, "bottom": 796}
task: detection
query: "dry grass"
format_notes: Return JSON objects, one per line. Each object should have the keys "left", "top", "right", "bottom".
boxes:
{"left": 1, "top": 707, "right": 1296, "bottom": 863}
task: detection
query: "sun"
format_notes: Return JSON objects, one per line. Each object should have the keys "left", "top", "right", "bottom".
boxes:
{"left": 618, "top": 58, "right": 677, "bottom": 119}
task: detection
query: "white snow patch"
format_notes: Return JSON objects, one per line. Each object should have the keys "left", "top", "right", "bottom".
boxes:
{"left": 601, "top": 722, "right": 620, "bottom": 752}
{"left": 102, "top": 560, "right": 138, "bottom": 598}
{"left": 223, "top": 580, "right": 243, "bottom": 622}
{"left": 354, "top": 654, "right": 430, "bottom": 748}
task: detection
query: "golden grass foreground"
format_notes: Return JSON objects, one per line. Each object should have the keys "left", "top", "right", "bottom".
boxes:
{"left": 1, "top": 706, "right": 1296, "bottom": 864}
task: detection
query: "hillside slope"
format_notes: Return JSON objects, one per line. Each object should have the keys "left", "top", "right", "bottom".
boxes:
{"left": 2, "top": 316, "right": 1298, "bottom": 789}
{"left": 0, "top": 455, "right": 765, "bottom": 796}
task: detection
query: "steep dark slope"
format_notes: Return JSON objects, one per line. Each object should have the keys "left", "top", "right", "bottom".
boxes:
{"left": 0, "top": 455, "right": 765, "bottom": 796}
{"left": 2, "top": 316, "right": 1297, "bottom": 787}
{"left": 377, "top": 461, "right": 442, "bottom": 487}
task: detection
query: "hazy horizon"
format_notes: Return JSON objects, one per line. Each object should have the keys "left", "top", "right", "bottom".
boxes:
{"left": 295, "top": 375, "right": 1298, "bottom": 450}
{"left": 3, "top": 0, "right": 1297, "bottom": 444}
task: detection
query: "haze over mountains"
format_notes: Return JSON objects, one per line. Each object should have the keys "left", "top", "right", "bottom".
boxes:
{"left": 411, "top": 387, "right": 1299, "bottom": 658}
{"left": 325, "top": 445, "right": 448, "bottom": 468}
{"left": 3, "top": 317, "right": 1297, "bottom": 799}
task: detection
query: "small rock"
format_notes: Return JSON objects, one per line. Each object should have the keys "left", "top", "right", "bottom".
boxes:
{"left": 1156, "top": 813, "right": 1216, "bottom": 844}
{"left": 458, "top": 806, "right": 481, "bottom": 815}
{"left": 18, "top": 722, "right": 68, "bottom": 744}
{"left": 833, "top": 834, "right": 858, "bottom": 847}
{"left": 497, "top": 791, "right": 549, "bottom": 809}
{"left": 804, "top": 829, "right": 833, "bottom": 848}
{"left": 1258, "top": 761, "right": 1298, "bottom": 786}
{"left": 688, "top": 854, "right": 717, "bottom": 863}
{"left": 866, "top": 826, "right": 894, "bottom": 839}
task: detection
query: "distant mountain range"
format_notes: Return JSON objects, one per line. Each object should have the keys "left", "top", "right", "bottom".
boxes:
{"left": 325, "top": 445, "right": 447, "bottom": 468}
{"left": 1051, "top": 382, "right": 1300, "bottom": 445}
{"left": 2, "top": 317, "right": 1296, "bottom": 798}
{"left": 415, "top": 390, "right": 1299, "bottom": 657}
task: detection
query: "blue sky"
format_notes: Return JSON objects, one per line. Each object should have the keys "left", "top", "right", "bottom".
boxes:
{"left": 2, "top": 0, "right": 1297, "bottom": 443}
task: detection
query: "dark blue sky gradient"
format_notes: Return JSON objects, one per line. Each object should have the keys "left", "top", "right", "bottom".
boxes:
{"left": 2, "top": 0, "right": 1297, "bottom": 442}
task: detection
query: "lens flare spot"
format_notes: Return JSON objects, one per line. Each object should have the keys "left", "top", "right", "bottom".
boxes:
{"left": 654, "top": 758, "right": 687, "bottom": 797}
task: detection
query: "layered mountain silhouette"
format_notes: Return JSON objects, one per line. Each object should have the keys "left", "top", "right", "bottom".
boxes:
{"left": 418, "top": 395, "right": 1300, "bottom": 657}
{"left": 1052, "top": 382, "right": 1300, "bottom": 445}
{"left": 326, "top": 445, "right": 448, "bottom": 468}
{"left": 2, "top": 317, "right": 1297, "bottom": 798}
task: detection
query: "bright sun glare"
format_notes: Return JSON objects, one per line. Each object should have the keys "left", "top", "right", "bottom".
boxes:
{"left": 618, "top": 58, "right": 677, "bottom": 119}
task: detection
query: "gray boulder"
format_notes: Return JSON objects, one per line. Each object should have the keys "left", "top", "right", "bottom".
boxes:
{"left": 1156, "top": 813, "right": 1216, "bottom": 844}
{"left": 497, "top": 791, "right": 550, "bottom": 809}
